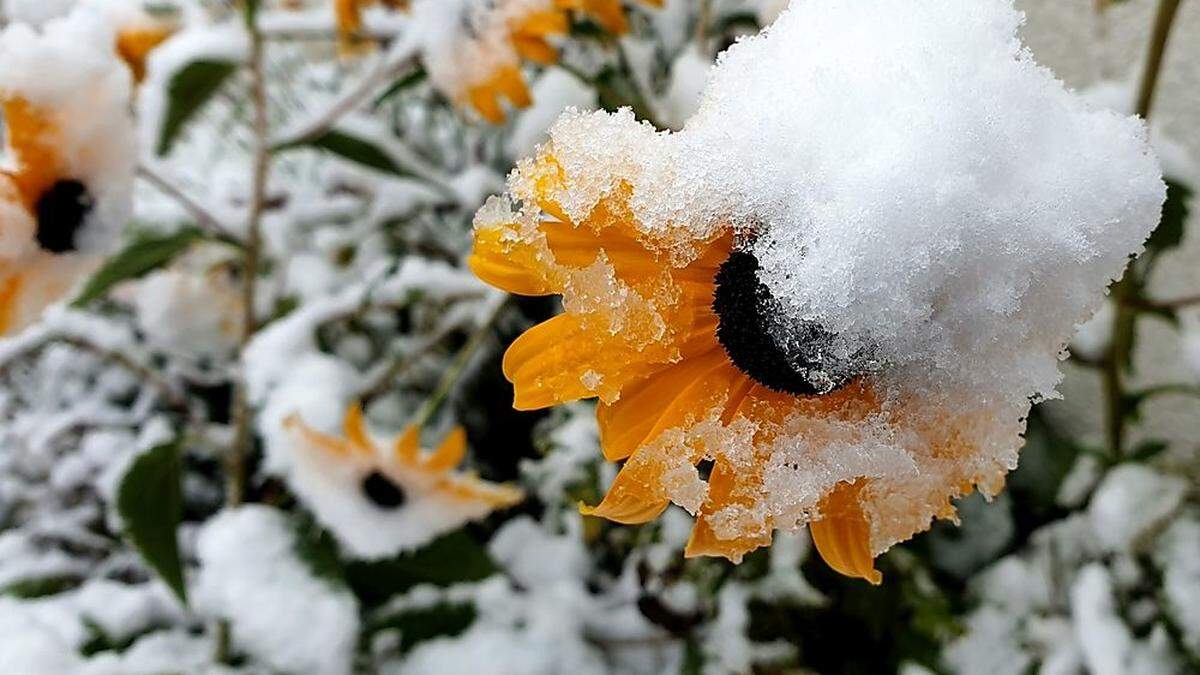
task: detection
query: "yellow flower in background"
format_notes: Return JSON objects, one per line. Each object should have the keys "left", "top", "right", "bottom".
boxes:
{"left": 558, "top": 0, "right": 663, "bottom": 36}
{"left": 114, "top": 18, "right": 177, "bottom": 83}
{"left": 284, "top": 405, "right": 524, "bottom": 555}
{"left": 470, "top": 148, "right": 989, "bottom": 584}
{"left": 334, "top": 0, "right": 410, "bottom": 56}
{"left": 336, "top": 0, "right": 662, "bottom": 123}
{"left": 0, "top": 12, "right": 137, "bottom": 336}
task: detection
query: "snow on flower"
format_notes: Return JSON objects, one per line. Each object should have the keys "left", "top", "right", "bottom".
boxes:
{"left": 0, "top": 6, "right": 136, "bottom": 335}
{"left": 342, "top": 0, "right": 663, "bottom": 122}
{"left": 284, "top": 404, "right": 524, "bottom": 557}
{"left": 469, "top": 0, "right": 1165, "bottom": 582}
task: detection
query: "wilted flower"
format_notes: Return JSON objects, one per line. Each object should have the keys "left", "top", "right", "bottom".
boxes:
{"left": 284, "top": 405, "right": 524, "bottom": 557}
{"left": 0, "top": 9, "right": 135, "bottom": 335}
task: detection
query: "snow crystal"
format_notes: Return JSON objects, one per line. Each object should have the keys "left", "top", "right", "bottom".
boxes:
{"left": 479, "top": 0, "right": 1165, "bottom": 558}
{"left": 194, "top": 505, "right": 360, "bottom": 675}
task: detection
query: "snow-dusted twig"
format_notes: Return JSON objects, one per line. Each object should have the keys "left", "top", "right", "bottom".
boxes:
{"left": 357, "top": 311, "right": 479, "bottom": 402}
{"left": 227, "top": 4, "right": 274, "bottom": 511}
{"left": 137, "top": 164, "right": 240, "bottom": 243}
{"left": 0, "top": 332, "right": 193, "bottom": 421}
{"left": 267, "top": 37, "right": 420, "bottom": 151}
{"left": 408, "top": 292, "right": 509, "bottom": 430}
{"left": 1102, "top": 0, "right": 1186, "bottom": 459}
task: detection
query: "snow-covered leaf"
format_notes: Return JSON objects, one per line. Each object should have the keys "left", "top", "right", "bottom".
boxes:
{"left": 73, "top": 228, "right": 205, "bottom": 307}
{"left": 156, "top": 60, "right": 238, "bottom": 156}
{"left": 346, "top": 530, "right": 495, "bottom": 605}
{"left": 369, "top": 602, "right": 476, "bottom": 653}
{"left": 281, "top": 129, "right": 416, "bottom": 178}
{"left": 116, "top": 439, "right": 187, "bottom": 604}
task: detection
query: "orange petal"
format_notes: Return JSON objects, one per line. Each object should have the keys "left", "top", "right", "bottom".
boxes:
{"left": 115, "top": 24, "right": 175, "bottom": 83}
{"left": 512, "top": 35, "right": 559, "bottom": 66}
{"left": 468, "top": 224, "right": 558, "bottom": 296}
{"left": 0, "top": 274, "right": 23, "bottom": 337}
{"left": 582, "top": 0, "right": 629, "bottom": 34}
{"left": 685, "top": 457, "right": 773, "bottom": 562}
{"left": 342, "top": 404, "right": 374, "bottom": 453}
{"left": 3, "top": 98, "right": 64, "bottom": 206}
{"left": 595, "top": 345, "right": 725, "bottom": 461}
{"left": 810, "top": 481, "right": 882, "bottom": 585}
{"left": 468, "top": 85, "right": 506, "bottom": 124}
{"left": 393, "top": 425, "right": 421, "bottom": 463}
{"left": 438, "top": 474, "right": 525, "bottom": 508}
{"left": 493, "top": 66, "right": 532, "bottom": 109}
{"left": 285, "top": 414, "right": 355, "bottom": 457}
{"left": 425, "top": 427, "right": 467, "bottom": 472}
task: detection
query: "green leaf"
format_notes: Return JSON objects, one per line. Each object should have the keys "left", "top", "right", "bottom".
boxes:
{"left": 116, "top": 440, "right": 187, "bottom": 604}
{"left": 345, "top": 530, "right": 495, "bottom": 606}
{"left": 0, "top": 574, "right": 81, "bottom": 599}
{"left": 372, "top": 68, "right": 428, "bottom": 108}
{"left": 369, "top": 603, "right": 477, "bottom": 652}
{"left": 72, "top": 228, "right": 204, "bottom": 307}
{"left": 156, "top": 60, "right": 238, "bottom": 156}
{"left": 1145, "top": 178, "right": 1192, "bottom": 256}
{"left": 1128, "top": 439, "right": 1169, "bottom": 462}
{"left": 281, "top": 129, "right": 414, "bottom": 178}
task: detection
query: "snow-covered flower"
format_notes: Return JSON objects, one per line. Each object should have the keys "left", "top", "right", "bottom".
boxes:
{"left": 0, "top": 8, "right": 135, "bottom": 335}
{"left": 108, "top": 1, "right": 181, "bottom": 83}
{"left": 347, "top": 0, "right": 662, "bottom": 122}
{"left": 470, "top": 0, "right": 1164, "bottom": 582}
{"left": 283, "top": 404, "right": 524, "bottom": 557}
{"left": 131, "top": 262, "right": 243, "bottom": 360}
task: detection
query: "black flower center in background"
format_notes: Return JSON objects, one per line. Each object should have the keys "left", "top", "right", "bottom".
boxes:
{"left": 361, "top": 471, "right": 407, "bottom": 509}
{"left": 35, "top": 179, "right": 93, "bottom": 254}
{"left": 713, "top": 249, "right": 867, "bottom": 396}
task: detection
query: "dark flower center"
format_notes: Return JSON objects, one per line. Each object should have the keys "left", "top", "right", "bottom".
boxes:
{"left": 34, "top": 179, "right": 93, "bottom": 254}
{"left": 361, "top": 471, "right": 407, "bottom": 509}
{"left": 712, "top": 250, "right": 864, "bottom": 396}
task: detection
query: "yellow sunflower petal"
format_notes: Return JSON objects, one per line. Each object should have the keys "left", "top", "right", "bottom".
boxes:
{"left": 342, "top": 404, "right": 374, "bottom": 453}
{"left": 115, "top": 24, "right": 175, "bottom": 83}
{"left": 393, "top": 425, "right": 421, "bottom": 463}
{"left": 685, "top": 457, "right": 773, "bottom": 561}
{"left": 468, "top": 84, "right": 506, "bottom": 124}
{"left": 438, "top": 474, "right": 525, "bottom": 508}
{"left": 810, "top": 481, "right": 882, "bottom": 585}
{"left": 595, "top": 345, "right": 725, "bottom": 461}
{"left": 0, "top": 274, "right": 24, "bottom": 336}
{"left": 425, "top": 427, "right": 468, "bottom": 472}
{"left": 3, "top": 97, "right": 64, "bottom": 207}
{"left": 285, "top": 413, "right": 356, "bottom": 457}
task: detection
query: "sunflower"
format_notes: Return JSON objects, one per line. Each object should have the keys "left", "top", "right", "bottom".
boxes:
{"left": 113, "top": 15, "right": 178, "bottom": 83}
{"left": 0, "top": 15, "right": 136, "bottom": 335}
{"left": 558, "top": 0, "right": 664, "bottom": 35}
{"left": 469, "top": 125, "right": 1011, "bottom": 584}
{"left": 284, "top": 405, "right": 524, "bottom": 557}
{"left": 334, "top": 0, "right": 410, "bottom": 56}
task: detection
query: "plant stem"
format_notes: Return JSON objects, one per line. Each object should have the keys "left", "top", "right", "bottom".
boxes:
{"left": 1102, "top": 0, "right": 1184, "bottom": 459}
{"left": 136, "top": 164, "right": 240, "bottom": 244}
{"left": 409, "top": 293, "right": 508, "bottom": 430}
{"left": 226, "top": 3, "right": 272, "bottom": 510}
{"left": 1134, "top": 0, "right": 1183, "bottom": 120}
